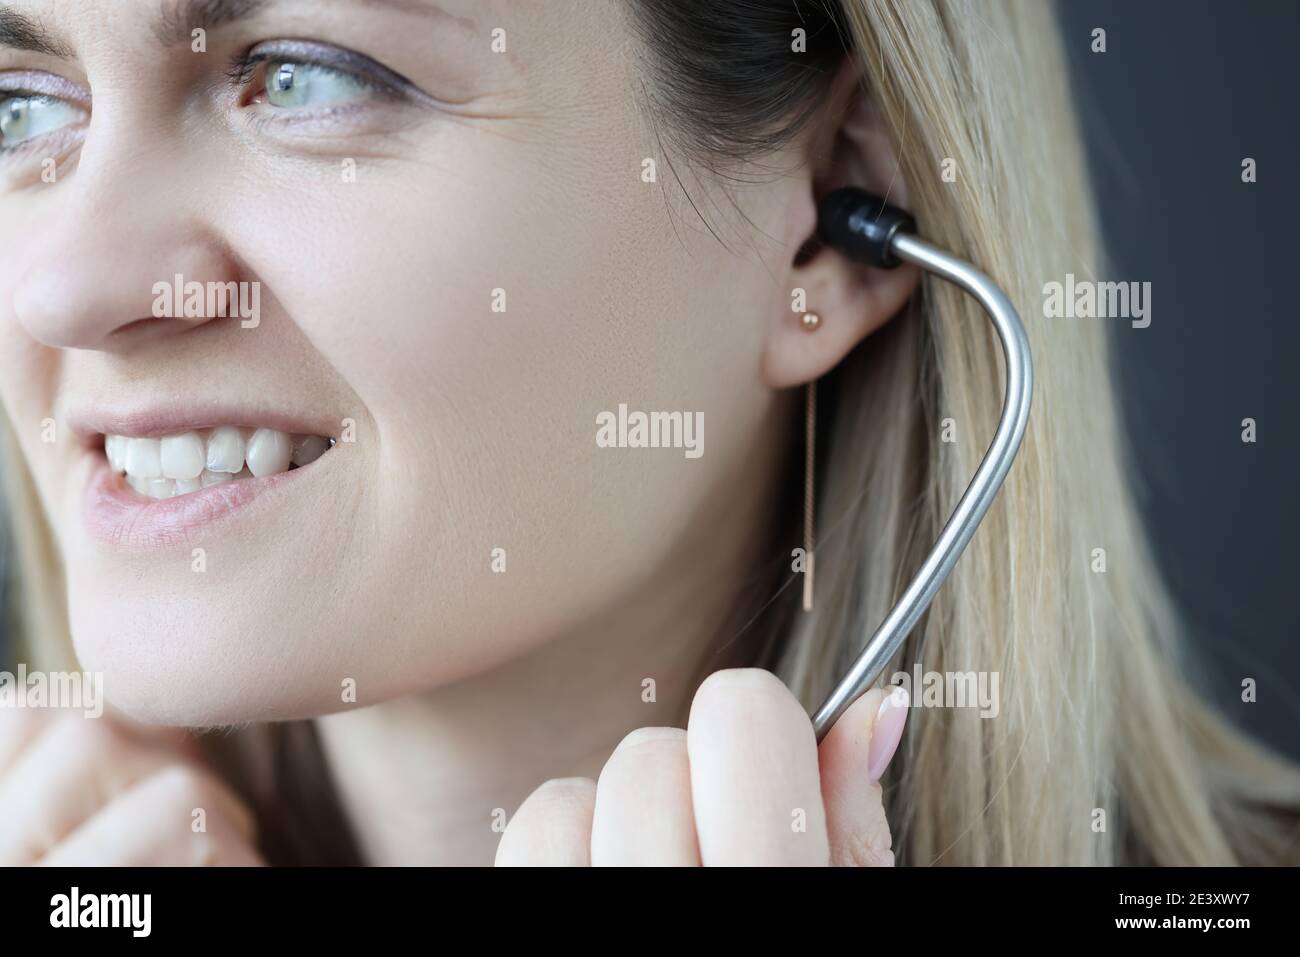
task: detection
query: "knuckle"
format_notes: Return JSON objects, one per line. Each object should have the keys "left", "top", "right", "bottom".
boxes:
{"left": 526, "top": 776, "right": 595, "bottom": 811}
{"left": 143, "top": 764, "right": 212, "bottom": 813}
{"left": 499, "top": 778, "right": 595, "bottom": 865}
{"left": 38, "top": 715, "right": 128, "bottom": 796}
{"left": 141, "top": 765, "right": 250, "bottom": 865}
{"left": 698, "top": 667, "right": 786, "bottom": 696}
{"left": 602, "top": 728, "right": 687, "bottom": 784}
{"left": 0, "top": 705, "right": 45, "bottom": 756}
{"left": 51, "top": 711, "right": 118, "bottom": 756}
{"left": 613, "top": 726, "right": 686, "bottom": 754}
{"left": 833, "top": 812, "right": 896, "bottom": 868}
{"left": 692, "top": 668, "right": 799, "bottom": 722}
{"left": 511, "top": 777, "right": 596, "bottom": 833}
{"left": 836, "top": 839, "right": 895, "bottom": 868}
{"left": 185, "top": 826, "right": 223, "bottom": 867}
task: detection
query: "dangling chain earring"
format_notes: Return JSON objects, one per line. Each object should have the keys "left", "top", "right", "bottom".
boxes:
{"left": 800, "top": 311, "right": 820, "bottom": 612}
{"left": 803, "top": 378, "right": 817, "bottom": 612}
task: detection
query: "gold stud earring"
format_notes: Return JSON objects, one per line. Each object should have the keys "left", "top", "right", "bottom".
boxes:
{"left": 801, "top": 311, "right": 822, "bottom": 332}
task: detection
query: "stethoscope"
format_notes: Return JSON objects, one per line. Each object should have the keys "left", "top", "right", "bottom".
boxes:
{"left": 809, "top": 188, "right": 1033, "bottom": 742}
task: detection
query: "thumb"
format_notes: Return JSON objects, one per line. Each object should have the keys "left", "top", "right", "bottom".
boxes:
{"left": 817, "top": 684, "right": 909, "bottom": 867}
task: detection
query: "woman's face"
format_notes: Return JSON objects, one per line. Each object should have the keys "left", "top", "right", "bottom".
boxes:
{"left": 0, "top": 0, "right": 806, "bottom": 723}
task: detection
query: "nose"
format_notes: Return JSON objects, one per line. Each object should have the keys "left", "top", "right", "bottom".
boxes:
{"left": 10, "top": 172, "right": 244, "bottom": 353}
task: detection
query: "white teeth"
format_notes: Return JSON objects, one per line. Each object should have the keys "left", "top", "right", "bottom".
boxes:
{"left": 111, "top": 425, "right": 328, "bottom": 497}
{"left": 145, "top": 477, "right": 175, "bottom": 500}
{"left": 161, "top": 432, "right": 205, "bottom": 479}
{"left": 105, "top": 435, "right": 127, "bottom": 472}
{"left": 292, "top": 434, "right": 329, "bottom": 467}
{"left": 124, "top": 437, "right": 162, "bottom": 478}
{"left": 245, "top": 428, "right": 293, "bottom": 477}
{"left": 206, "top": 426, "right": 246, "bottom": 474}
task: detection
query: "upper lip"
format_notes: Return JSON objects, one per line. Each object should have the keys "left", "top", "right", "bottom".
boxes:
{"left": 63, "top": 402, "right": 341, "bottom": 448}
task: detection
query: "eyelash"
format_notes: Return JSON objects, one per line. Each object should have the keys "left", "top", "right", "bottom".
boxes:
{"left": 224, "top": 50, "right": 404, "bottom": 106}
{"left": 0, "top": 91, "right": 84, "bottom": 156}
{"left": 0, "top": 44, "right": 414, "bottom": 156}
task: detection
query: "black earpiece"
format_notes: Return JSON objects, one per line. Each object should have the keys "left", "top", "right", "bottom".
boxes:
{"left": 816, "top": 187, "right": 917, "bottom": 269}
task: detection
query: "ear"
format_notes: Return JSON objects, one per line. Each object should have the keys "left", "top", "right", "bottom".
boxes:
{"left": 761, "top": 65, "right": 921, "bottom": 389}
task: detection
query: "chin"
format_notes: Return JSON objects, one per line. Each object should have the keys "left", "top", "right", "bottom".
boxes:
{"left": 61, "top": 574, "right": 540, "bottom": 729}
{"left": 65, "top": 584, "right": 356, "bottom": 728}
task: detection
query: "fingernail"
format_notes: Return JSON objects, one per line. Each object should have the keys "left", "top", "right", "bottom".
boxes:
{"left": 867, "top": 685, "right": 909, "bottom": 784}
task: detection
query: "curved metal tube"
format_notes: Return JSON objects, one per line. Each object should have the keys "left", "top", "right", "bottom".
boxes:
{"left": 811, "top": 231, "right": 1033, "bottom": 741}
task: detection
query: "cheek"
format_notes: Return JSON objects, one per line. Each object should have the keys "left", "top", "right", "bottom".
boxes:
{"left": 169, "top": 120, "right": 777, "bottom": 703}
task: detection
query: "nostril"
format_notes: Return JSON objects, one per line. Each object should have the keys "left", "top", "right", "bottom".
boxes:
{"left": 115, "top": 317, "right": 162, "bottom": 337}
{"left": 105, "top": 315, "right": 210, "bottom": 346}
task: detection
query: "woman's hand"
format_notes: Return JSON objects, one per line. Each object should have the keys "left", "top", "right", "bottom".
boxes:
{"left": 0, "top": 706, "right": 263, "bottom": 866}
{"left": 496, "top": 669, "right": 909, "bottom": 866}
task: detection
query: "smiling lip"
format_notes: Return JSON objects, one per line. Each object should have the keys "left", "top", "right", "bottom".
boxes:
{"left": 64, "top": 404, "right": 338, "bottom": 447}
{"left": 83, "top": 455, "right": 308, "bottom": 549}
{"left": 71, "top": 403, "right": 338, "bottom": 549}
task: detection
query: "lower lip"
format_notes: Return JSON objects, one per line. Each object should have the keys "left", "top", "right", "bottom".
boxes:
{"left": 82, "top": 455, "right": 300, "bottom": 549}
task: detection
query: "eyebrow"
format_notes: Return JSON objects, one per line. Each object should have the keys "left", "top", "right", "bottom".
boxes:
{"left": 0, "top": 0, "right": 466, "bottom": 56}
{"left": 0, "top": 7, "right": 73, "bottom": 57}
{"left": 154, "top": 0, "right": 269, "bottom": 46}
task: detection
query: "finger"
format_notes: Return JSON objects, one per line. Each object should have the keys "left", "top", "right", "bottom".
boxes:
{"left": 590, "top": 728, "right": 699, "bottom": 866}
{"left": 495, "top": 777, "right": 597, "bottom": 866}
{"left": 0, "top": 705, "right": 54, "bottom": 778}
{"left": 38, "top": 764, "right": 263, "bottom": 866}
{"left": 818, "top": 685, "right": 908, "bottom": 867}
{"left": 687, "top": 669, "right": 828, "bottom": 865}
{"left": 0, "top": 713, "right": 172, "bottom": 864}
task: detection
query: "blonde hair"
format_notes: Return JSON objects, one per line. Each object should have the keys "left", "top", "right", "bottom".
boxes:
{"left": 4, "top": 0, "right": 1298, "bottom": 865}
{"left": 776, "top": 0, "right": 1300, "bottom": 864}
{"left": 1, "top": 421, "right": 71, "bottom": 671}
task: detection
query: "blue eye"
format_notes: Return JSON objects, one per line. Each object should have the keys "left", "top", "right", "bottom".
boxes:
{"left": 263, "top": 61, "right": 374, "bottom": 109}
{"left": 0, "top": 94, "right": 81, "bottom": 148}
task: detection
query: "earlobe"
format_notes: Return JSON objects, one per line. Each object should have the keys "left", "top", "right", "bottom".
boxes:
{"left": 761, "top": 74, "right": 920, "bottom": 390}
{"left": 761, "top": 249, "right": 919, "bottom": 389}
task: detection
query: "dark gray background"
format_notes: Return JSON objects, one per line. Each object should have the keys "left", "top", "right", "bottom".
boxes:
{"left": 1060, "top": 0, "right": 1299, "bottom": 759}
